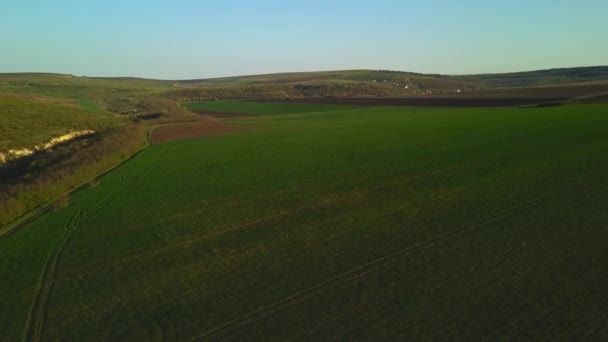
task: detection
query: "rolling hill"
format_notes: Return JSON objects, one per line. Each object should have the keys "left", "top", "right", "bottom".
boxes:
{"left": 2, "top": 66, "right": 608, "bottom": 113}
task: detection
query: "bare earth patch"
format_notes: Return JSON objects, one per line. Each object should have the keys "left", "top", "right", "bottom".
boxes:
{"left": 151, "top": 121, "right": 243, "bottom": 144}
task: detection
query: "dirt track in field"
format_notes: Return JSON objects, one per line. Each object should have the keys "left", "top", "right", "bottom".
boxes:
{"left": 151, "top": 120, "right": 243, "bottom": 144}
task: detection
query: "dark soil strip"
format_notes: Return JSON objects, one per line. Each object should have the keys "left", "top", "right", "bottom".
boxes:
{"left": 277, "top": 97, "right": 568, "bottom": 107}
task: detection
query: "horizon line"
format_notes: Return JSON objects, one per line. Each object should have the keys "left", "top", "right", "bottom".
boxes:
{"left": 1, "top": 64, "right": 606, "bottom": 82}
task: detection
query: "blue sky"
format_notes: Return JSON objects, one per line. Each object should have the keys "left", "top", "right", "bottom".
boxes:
{"left": 1, "top": 0, "right": 606, "bottom": 79}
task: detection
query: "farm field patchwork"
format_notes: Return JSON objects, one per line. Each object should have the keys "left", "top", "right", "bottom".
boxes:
{"left": 184, "top": 100, "right": 366, "bottom": 115}
{"left": 2, "top": 102, "right": 608, "bottom": 340}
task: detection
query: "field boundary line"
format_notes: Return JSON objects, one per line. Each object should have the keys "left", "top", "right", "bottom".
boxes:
{"left": 0, "top": 121, "right": 181, "bottom": 239}
{"left": 13, "top": 125, "right": 172, "bottom": 341}
{"left": 0, "top": 126, "right": 152, "bottom": 240}
{"left": 20, "top": 142, "right": 165, "bottom": 342}
{"left": 192, "top": 172, "right": 608, "bottom": 341}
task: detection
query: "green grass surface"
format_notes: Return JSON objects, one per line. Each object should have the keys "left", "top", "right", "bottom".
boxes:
{"left": 0, "top": 95, "right": 118, "bottom": 151}
{"left": 0, "top": 73, "right": 174, "bottom": 114}
{"left": 174, "top": 66, "right": 608, "bottom": 88}
{"left": 75, "top": 99, "right": 105, "bottom": 113}
{"left": 184, "top": 100, "right": 364, "bottom": 115}
{"left": 2, "top": 103, "right": 608, "bottom": 340}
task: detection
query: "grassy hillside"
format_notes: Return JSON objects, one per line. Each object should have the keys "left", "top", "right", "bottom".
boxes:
{"left": 169, "top": 67, "right": 608, "bottom": 103}
{"left": 0, "top": 94, "right": 118, "bottom": 152}
{"left": 0, "top": 73, "right": 174, "bottom": 114}
{"left": 2, "top": 102, "right": 608, "bottom": 340}
{"left": 2, "top": 66, "right": 607, "bottom": 113}
{"left": 174, "top": 69, "right": 474, "bottom": 89}
{"left": 0, "top": 94, "right": 144, "bottom": 228}
{"left": 175, "top": 66, "right": 608, "bottom": 88}
{"left": 454, "top": 66, "right": 608, "bottom": 87}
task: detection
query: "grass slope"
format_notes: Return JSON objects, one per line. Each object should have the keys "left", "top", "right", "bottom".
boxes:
{"left": 0, "top": 95, "right": 118, "bottom": 151}
{"left": 175, "top": 66, "right": 608, "bottom": 88}
{"left": 3, "top": 66, "right": 608, "bottom": 112}
{"left": 2, "top": 103, "right": 608, "bottom": 340}
{"left": 0, "top": 73, "right": 174, "bottom": 113}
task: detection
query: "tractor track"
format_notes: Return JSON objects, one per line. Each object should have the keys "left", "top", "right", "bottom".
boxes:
{"left": 20, "top": 143, "right": 166, "bottom": 341}
{"left": 62, "top": 153, "right": 508, "bottom": 279}
{"left": 191, "top": 172, "right": 608, "bottom": 340}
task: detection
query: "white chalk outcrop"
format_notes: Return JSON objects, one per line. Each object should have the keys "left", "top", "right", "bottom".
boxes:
{"left": 0, "top": 130, "right": 95, "bottom": 165}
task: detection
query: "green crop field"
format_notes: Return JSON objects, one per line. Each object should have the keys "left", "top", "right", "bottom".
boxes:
{"left": 2, "top": 102, "right": 608, "bottom": 340}
{"left": 184, "top": 100, "right": 365, "bottom": 115}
